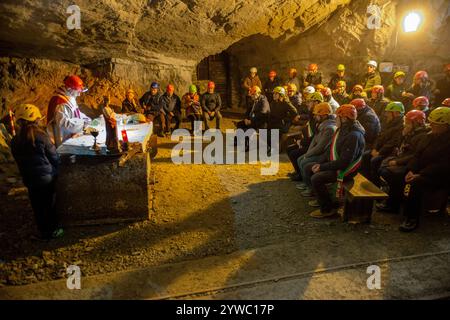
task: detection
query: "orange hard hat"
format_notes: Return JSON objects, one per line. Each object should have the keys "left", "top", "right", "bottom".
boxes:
{"left": 350, "top": 98, "right": 366, "bottom": 110}
{"left": 64, "top": 75, "right": 86, "bottom": 92}
{"left": 313, "top": 102, "right": 333, "bottom": 116}
{"left": 308, "top": 63, "right": 318, "bottom": 72}
{"left": 207, "top": 81, "right": 215, "bottom": 89}
{"left": 166, "top": 84, "right": 175, "bottom": 92}
{"left": 249, "top": 86, "right": 261, "bottom": 95}
{"left": 269, "top": 70, "right": 277, "bottom": 77}
{"left": 336, "top": 104, "right": 357, "bottom": 120}
{"left": 412, "top": 96, "right": 429, "bottom": 108}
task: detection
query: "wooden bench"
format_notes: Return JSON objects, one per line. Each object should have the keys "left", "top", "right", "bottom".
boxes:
{"left": 342, "top": 173, "right": 388, "bottom": 223}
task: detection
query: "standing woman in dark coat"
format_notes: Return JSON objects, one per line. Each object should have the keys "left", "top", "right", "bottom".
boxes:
{"left": 11, "top": 104, "right": 63, "bottom": 240}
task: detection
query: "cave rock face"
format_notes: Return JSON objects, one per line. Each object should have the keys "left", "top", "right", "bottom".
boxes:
{"left": 0, "top": 0, "right": 350, "bottom": 63}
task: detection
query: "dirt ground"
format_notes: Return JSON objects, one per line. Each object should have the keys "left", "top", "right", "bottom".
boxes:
{"left": 1, "top": 116, "right": 450, "bottom": 295}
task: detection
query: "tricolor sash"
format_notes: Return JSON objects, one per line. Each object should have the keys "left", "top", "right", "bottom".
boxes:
{"left": 330, "top": 130, "right": 362, "bottom": 198}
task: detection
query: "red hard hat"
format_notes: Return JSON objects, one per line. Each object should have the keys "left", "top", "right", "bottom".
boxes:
{"left": 269, "top": 70, "right": 277, "bottom": 77}
{"left": 412, "top": 96, "right": 429, "bottom": 108}
{"left": 405, "top": 110, "right": 426, "bottom": 124}
{"left": 350, "top": 98, "right": 366, "bottom": 110}
{"left": 64, "top": 75, "right": 86, "bottom": 92}
{"left": 445, "top": 64, "right": 450, "bottom": 72}
{"left": 336, "top": 104, "right": 357, "bottom": 120}
{"left": 414, "top": 70, "right": 428, "bottom": 80}
{"left": 207, "top": 81, "right": 215, "bottom": 89}
{"left": 371, "top": 85, "right": 384, "bottom": 95}
{"left": 166, "top": 84, "right": 175, "bottom": 92}
{"left": 442, "top": 98, "right": 450, "bottom": 107}
{"left": 308, "top": 63, "right": 318, "bottom": 72}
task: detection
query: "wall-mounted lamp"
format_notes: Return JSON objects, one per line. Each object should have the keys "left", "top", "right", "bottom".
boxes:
{"left": 402, "top": 11, "right": 423, "bottom": 33}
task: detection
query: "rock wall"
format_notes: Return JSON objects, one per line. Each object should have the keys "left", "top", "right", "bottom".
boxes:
{"left": 0, "top": 56, "right": 196, "bottom": 119}
{"left": 227, "top": 0, "right": 450, "bottom": 90}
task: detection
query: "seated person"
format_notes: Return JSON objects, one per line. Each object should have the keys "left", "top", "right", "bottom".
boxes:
{"left": 399, "top": 107, "right": 450, "bottom": 232}
{"left": 121, "top": 89, "right": 142, "bottom": 114}
{"left": 332, "top": 81, "right": 350, "bottom": 105}
{"left": 350, "top": 98, "right": 381, "bottom": 150}
{"left": 263, "top": 70, "right": 281, "bottom": 103}
{"left": 182, "top": 85, "right": 203, "bottom": 133}
{"left": 385, "top": 71, "right": 407, "bottom": 102}
{"left": 201, "top": 81, "right": 223, "bottom": 130}
{"left": 361, "top": 102, "right": 405, "bottom": 186}
{"left": 235, "top": 85, "right": 270, "bottom": 151}
{"left": 268, "top": 86, "right": 299, "bottom": 152}
{"left": 402, "top": 71, "right": 435, "bottom": 109}
{"left": 160, "top": 84, "right": 182, "bottom": 133}
{"left": 294, "top": 102, "right": 336, "bottom": 190}
{"left": 286, "top": 92, "right": 324, "bottom": 178}
{"left": 304, "top": 64, "right": 322, "bottom": 87}
{"left": 139, "top": 82, "right": 165, "bottom": 137}
{"left": 303, "top": 104, "right": 365, "bottom": 218}
{"left": 320, "top": 87, "right": 339, "bottom": 113}
{"left": 368, "top": 85, "right": 389, "bottom": 118}
{"left": 376, "top": 110, "right": 429, "bottom": 213}
{"left": 411, "top": 96, "right": 430, "bottom": 118}
{"left": 287, "top": 83, "right": 302, "bottom": 113}
{"left": 348, "top": 84, "right": 368, "bottom": 102}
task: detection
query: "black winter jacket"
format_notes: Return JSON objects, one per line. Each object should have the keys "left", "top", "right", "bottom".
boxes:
{"left": 139, "top": 91, "right": 163, "bottom": 115}
{"left": 160, "top": 93, "right": 181, "bottom": 114}
{"left": 319, "top": 120, "right": 366, "bottom": 172}
{"left": 201, "top": 92, "right": 222, "bottom": 112}
{"left": 246, "top": 95, "right": 270, "bottom": 129}
{"left": 11, "top": 125, "right": 59, "bottom": 187}
{"left": 357, "top": 106, "right": 381, "bottom": 147}
{"left": 406, "top": 130, "right": 450, "bottom": 188}
{"left": 373, "top": 116, "right": 404, "bottom": 156}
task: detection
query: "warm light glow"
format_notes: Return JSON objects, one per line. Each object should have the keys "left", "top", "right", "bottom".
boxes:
{"left": 403, "top": 11, "right": 422, "bottom": 32}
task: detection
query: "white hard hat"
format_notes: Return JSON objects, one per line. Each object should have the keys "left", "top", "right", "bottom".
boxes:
{"left": 250, "top": 67, "right": 257, "bottom": 73}
{"left": 367, "top": 60, "right": 378, "bottom": 68}
{"left": 303, "top": 86, "right": 315, "bottom": 94}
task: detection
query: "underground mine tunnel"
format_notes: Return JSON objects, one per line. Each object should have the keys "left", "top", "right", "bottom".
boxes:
{"left": 0, "top": 0, "right": 450, "bottom": 303}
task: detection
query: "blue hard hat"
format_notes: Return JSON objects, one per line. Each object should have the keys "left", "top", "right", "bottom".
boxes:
{"left": 150, "top": 82, "right": 159, "bottom": 89}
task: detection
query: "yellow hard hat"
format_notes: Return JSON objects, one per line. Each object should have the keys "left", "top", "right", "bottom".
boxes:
{"left": 15, "top": 104, "right": 43, "bottom": 122}
{"left": 428, "top": 107, "right": 450, "bottom": 125}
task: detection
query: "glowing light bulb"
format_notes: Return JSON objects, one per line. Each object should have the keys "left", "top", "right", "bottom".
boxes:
{"left": 403, "top": 11, "right": 422, "bottom": 33}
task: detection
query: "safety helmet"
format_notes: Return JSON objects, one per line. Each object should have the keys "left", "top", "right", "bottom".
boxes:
{"left": 336, "top": 104, "right": 357, "bottom": 120}
{"left": 166, "top": 84, "right": 175, "bottom": 93}
{"left": 428, "top": 107, "right": 450, "bottom": 125}
{"left": 337, "top": 80, "right": 346, "bottom": 88}
{"left": 442, "top": 98, "right": 450, "bottom": 107}
{"left": 273, "top": 86, "right": 286, "bottom": 96}
{"left": 14, "top": 104, "right": 43, "bottom": 122}
{"left": 320, "top": 87, "right": 332, "bottom": 97}
{"left": 64, "top": 75, "right": 87, "bottom": 92}
{"left": 126, "top": 89, "right": 135, "bottom": 95}
{"left": 315, "top": 84, "right": 325, "bottom": 91}
{"left": 385, "top": 101, "right": 405, "bottom": 114}
{"left": 394, "top": 71, "right": 406, "bottom": 79}
{"left": 445, "top": 64, "right": 450, "bottom": 72}
{"left": 303, "top": 86, "right": 315, "bottom": 95}
{"left": 350, "top": 98, "right": 366, "bottom": 110}
{"left": 337, "top": 64, "right": 345, "bottom": 71}
{"left": 207, "top": 81, "right": 215, "bottom": 89}
{"left": 367, "top": 60, "right": 378, "bottom": 68}
{"left": 414, "top": 70, "right": 428, "bottom": 80}
{"left": 313, "top": 102, "right": 333, "bottom": 116}
{"left": 250, "top": 67, "right": 257, "bottom": 73}
{"left": 269, "top": 70, "right": 277, "bottom": 77}
{"left": 371, "top": 85, "right": 384, "bottom": 95}
{"left": 249, "top": 86, "right": 261, "bottom": 95}
{"left": 308, "top": 92, "right": 324, "bottom": 102}
{"left": 287, "top": 83, "right": 297, "bottom": 93}
{"left": 308, "top": 63, "right": 318, "bottom": 72}
{"left": 189, "top": 85, "right": 197, "bottom": 94}
{"left": 412, "top": 96, "right": 429, "bottom": 109}
{"left": 352, "top": 84, "right": 363, "bottom": 92}
{"left": 150, "top": 82, "right": 159, "bottom": 89}
{"left": 405, "top": 110, "right": 426, "bottom": 125}
{"left": 289, "top": 68, "right": 297, "bottom": 76}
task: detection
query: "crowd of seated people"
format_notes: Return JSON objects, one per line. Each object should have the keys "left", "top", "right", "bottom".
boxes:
{"left": 237, "top": 61, "right": 450, "bottom": 232}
